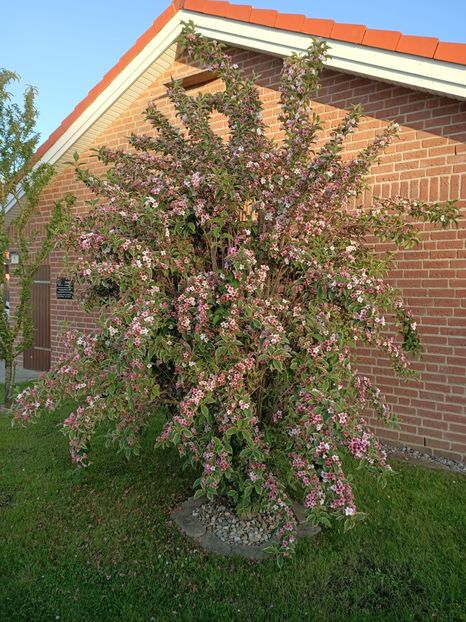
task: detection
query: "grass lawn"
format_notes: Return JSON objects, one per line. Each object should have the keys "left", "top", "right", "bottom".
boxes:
{"left": 1, "top": 386, "right": 465, "bottom": 622}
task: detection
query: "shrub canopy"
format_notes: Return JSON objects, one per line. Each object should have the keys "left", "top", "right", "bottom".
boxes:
{"left": 15, "top": 24, "right": 458, "bottom": 557}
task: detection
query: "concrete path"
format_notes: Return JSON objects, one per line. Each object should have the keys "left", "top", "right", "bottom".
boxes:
{"left": 0, "top": 362, "right": 41, "bottom": 383}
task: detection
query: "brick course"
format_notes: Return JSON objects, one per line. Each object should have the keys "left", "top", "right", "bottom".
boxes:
{"left": 10, "top": 46, "right": 466, "bottom": 460}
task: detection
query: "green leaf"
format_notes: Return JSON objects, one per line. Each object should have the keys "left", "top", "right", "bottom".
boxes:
{"left": 213, "top": 437, "right": 223, "bottom": 452}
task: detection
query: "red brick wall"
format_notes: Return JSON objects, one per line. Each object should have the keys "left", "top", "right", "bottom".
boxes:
{"left": 10, "top": 46, "right": 466, "bottom": 460}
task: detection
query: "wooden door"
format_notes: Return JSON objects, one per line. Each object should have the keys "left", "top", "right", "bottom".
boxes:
{"left": 23, "top": 265, "right": 51, "bottom": 371}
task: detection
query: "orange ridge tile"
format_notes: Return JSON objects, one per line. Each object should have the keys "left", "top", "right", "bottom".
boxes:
{"left": 275, "top": 13, "right": 306, "bottom": 32}
{"left": 301, "top": 18, "right": 335, "bottom": 38}
{"left": 362, "top": 29, "right": 401, "bottom": 52}
{"left": 225, "top": 4, "right": 253, "bottom": 21}
{"left": 434, "top": 42, "right": 466, "bottom": 65}
{"left": 183, "top": 0, "right": 210, "bottom": 12}
{"left": 329, "top": 23, "right": 367, "bottom": 44}
{"left": 396, "top": 34, "right": 439, "bottom": 58}
{"left": 199, "top": 1, "right": 232, "bottom": 17}
{"left": 249, "top": 8, "right": 278, "bottom": 28}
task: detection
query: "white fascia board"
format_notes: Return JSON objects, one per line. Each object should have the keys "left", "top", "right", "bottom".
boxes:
{"left": 182, "top": 10, "right": 466, "bottom": 100}
{"left": 6, "top": 8, "right": 465, "bottom": 215}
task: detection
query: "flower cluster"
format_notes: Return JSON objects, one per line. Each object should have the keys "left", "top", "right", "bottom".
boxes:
{"left": 13, "top": 23, "right": 458, "bottom": 560}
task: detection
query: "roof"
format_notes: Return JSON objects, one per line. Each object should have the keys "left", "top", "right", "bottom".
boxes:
{"left": 34, "top": 0, "right": 466, "bottom": 165}
{"left": 182, "top": 0, "right": 466, "bottom": 63}
{"left": 0, "top": 0, "right": 448, "bottom": 212}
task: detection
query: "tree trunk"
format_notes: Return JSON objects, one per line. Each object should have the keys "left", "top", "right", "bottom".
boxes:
{"left": 4, "top": 358, "right": 16, "bottom": 409}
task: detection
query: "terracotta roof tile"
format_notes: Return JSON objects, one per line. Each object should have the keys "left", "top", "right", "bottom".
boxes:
{"left": 197, "top": 0, "right": 231, "bottom": 17}
{"left": 183, "top": 0, "right": 210, "bottom": 12}
{"left": 249, "top": 8, "right": 278, "bottom": 28}
{"left": 224, "top": 3, "right": 253, "bottom": 21}
{"left": 434, "top": 41, "right": 466, "bottom": 65}
{"left": 275, "top": 13, "right": 306, "bottom": 32}
{"left": 362, "top": 28, "right": 401, "bottom": 52}
{"left": 396, "top": 34, "right": 439, "bottom": 58}
{"left": 302, "top": 18, "right": 335, "bottom": 38}
{"left": 329, "top": 23, "right": 367, "bottom": 45}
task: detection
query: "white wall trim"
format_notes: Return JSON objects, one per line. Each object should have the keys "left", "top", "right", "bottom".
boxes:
{"left": 6, "top": 9, "right": 466, "bottom": 213}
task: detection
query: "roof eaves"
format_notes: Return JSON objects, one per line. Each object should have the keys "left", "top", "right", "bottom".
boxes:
{"left": 182, "top": 0, "right": 466, "bottom": 65}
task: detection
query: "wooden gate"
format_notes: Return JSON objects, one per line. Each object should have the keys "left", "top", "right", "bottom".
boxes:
{"left": 23, "top": 265, "right": 51, "bottom": 371}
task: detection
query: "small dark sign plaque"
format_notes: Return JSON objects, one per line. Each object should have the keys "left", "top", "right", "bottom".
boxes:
{"left": 56, "top": 278, "right": 74, "bottom": 300}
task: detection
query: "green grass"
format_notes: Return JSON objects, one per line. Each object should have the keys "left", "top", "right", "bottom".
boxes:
{"left": 1, "top": 387, "right": 465, "bottom": 622}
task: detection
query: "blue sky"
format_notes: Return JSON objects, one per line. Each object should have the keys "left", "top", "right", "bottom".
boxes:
{"left": 2, "top": 0, "right": 465, "bottom": 143}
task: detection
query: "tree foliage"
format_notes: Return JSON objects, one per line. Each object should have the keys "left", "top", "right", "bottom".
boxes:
{"left": 14, "top": 25, "right": 458, "bottom": 557}
{"left": 0, "top": 69, "right": 71, "bottom": 407}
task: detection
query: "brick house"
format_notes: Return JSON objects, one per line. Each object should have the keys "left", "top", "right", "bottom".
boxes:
{"left": 6, "top": 0, "right": 466, "bottom": 460}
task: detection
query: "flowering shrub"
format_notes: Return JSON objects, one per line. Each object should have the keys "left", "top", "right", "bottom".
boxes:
{"left": 14, "top": 24, "right": 458, "bottom": 558}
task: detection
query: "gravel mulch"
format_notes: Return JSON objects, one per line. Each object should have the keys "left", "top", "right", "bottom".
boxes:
{"left": 383, "top": 443, "right": 466, "bottom": 473}
{"left": 193, "top": 498, "right": 280, "bottom": 546}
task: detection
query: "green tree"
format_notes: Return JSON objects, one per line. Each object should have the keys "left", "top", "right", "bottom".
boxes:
{"left": 0, "top": 69, "right": 70, "bottom": 408}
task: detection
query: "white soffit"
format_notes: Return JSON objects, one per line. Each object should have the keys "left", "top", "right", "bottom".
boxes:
{"left": 6, "top": 9, "right": 466, "bottom": 213}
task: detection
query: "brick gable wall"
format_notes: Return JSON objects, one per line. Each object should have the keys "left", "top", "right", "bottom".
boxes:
{"left": 10, "top": 46, "right": 466, "bottom": 460}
